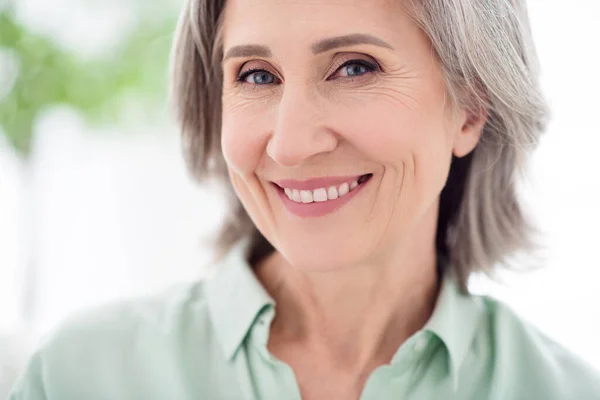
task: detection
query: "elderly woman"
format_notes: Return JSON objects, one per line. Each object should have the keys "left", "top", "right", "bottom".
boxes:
{"left": 9, "top": 0, "right": 600, "bottom": 399}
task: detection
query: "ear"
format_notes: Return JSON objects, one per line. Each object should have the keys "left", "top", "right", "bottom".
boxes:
{"left": 452, "top": 105, "right": 488, "bottom": 158}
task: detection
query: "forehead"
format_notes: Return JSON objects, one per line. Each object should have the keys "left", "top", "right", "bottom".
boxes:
{"left": 221, "top": 0, "right": 413, "bottom": 49}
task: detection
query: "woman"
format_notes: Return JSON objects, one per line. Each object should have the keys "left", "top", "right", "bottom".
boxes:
{"left": 9, "top": 0, "right": 600, "bottom": 399}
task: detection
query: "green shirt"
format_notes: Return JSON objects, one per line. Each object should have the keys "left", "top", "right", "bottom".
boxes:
{"left": 9, "top": 239, "right": 600, "bottom": 399}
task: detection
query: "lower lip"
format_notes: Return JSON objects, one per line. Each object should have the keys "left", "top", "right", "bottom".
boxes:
{"left": 274, "top": 178, "right": 371, "bottom": 218}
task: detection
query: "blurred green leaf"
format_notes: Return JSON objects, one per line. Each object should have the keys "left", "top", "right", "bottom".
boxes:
{"left": 0, "top": 6, "right": 176, "bottom": 156}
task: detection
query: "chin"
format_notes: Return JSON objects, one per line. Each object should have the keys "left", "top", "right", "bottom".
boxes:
{"left": 275, "top": 234, "right": 369, "bottom": 272}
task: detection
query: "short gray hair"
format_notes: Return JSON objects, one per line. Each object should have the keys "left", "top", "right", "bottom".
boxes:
{"left": 169, "top": 0, "right": 550, "bottom": 292}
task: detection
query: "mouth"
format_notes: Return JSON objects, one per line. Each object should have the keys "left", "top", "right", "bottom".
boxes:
{"left": 271, "top": 173, "right": 373, "bottom": 218}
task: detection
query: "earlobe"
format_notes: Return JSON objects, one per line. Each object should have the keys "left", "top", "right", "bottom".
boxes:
{"left": 452, "top": 106, "right": 488, "bottom": 158}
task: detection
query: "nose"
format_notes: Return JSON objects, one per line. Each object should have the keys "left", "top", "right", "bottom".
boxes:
{"left": 266, "top": 85, "right": 339, "bottom": 167}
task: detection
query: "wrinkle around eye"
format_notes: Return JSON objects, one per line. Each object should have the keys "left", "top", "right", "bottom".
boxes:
{"left": 369, "top": 86, "right": 425, "bottom": 113}
{"left": 222, "top": 83, "right": 281, "bottom": 112}
{"left": 371, "top": 67, "right": 426, "bottom": 107}
{"left": 329, "top": 71, "right": 428, "bottom": 113}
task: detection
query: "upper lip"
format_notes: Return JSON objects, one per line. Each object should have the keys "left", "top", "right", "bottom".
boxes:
{"left": 272, "top": 175, "right": 366, "bottom": 191}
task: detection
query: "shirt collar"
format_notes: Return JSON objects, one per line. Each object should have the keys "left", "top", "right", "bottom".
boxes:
{"left": 206, "top": 239, "right": 484, "bottom": 387}
{"left": 423, "top": 259, "right": 484, "bottom": 390}
{"left": 205, "top": 238, "right": 274, "bottom": 360}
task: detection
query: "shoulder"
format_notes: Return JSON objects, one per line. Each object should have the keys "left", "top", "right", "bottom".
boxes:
{"left": 477, "top": 295, "right": 600, "bottom": 399}
{"left": 42, "top": 279, "right": 212, "bottom": 353}
{"left": 9, "top": 279, "right": 218, "bottom": 399}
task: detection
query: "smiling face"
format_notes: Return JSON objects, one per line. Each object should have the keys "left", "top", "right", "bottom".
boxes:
{"left": 220, "top": 0, "right": 483, "bottom": 272}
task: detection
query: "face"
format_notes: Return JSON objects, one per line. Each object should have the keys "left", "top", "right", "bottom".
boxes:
{"left": 220, "top": 0, "right": 483, "bottom": 271}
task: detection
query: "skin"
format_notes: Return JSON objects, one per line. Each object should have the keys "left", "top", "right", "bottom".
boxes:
{"left": 220, "top": 0, "right": 487, "bottom": 398}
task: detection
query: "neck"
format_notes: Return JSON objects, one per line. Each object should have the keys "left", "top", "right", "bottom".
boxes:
{"left": 255, "top": 209, "right": 441, "bottom": 374}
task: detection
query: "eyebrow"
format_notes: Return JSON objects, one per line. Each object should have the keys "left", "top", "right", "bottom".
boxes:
{"left": 221, "top": 33, "right": 394, "bottom": 63}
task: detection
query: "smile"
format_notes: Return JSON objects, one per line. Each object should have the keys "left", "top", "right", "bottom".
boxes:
{"left": 272, "top": 173, "right": 373, "bottom": 217}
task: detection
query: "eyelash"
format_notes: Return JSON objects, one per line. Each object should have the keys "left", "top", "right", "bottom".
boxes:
{"left": 235, "top": 59, "right": 380, "bottom": 86}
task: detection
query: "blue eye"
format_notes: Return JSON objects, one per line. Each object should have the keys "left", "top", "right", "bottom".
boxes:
{"left": 238, "top": 69, "right": 277, "bottom": 85}
{"left": 336, "top": 60, "right": 377, "bottom": 78}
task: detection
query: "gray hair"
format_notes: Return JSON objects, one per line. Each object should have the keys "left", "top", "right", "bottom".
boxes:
{"left": 169, "top": 0, "right": 550, "bottom": 292}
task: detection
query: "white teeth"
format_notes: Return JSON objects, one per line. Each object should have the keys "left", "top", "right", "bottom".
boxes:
{"left": 300, "top": 190, "right": 313, "bottom": 203}
{"left": 327, "top": 186, "right": 339, "bottom": 200}
{"left": 313, "top": 188, "right": 328, "bottom": 202}
{"left": 338, "top": 182, "right": 349, "bottom": 196}
{"left": 282, "top": 176, "right": 368, "bottom": 204}
{"left": 292, "top": 189, "right": 301, "bottom": 202}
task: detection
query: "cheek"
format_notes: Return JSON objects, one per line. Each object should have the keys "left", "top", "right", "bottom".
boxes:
{"left": 332, "top": 93, "right": 453, "bottom": 201}
{"left": 221, "top": 108, "right": 270, "bottom": 176}
{"left": 333, "top": 97, "right": 449, "bottom": 167}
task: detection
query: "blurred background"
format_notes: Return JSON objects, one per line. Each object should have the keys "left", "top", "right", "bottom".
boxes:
{"left": 0, "top": 0, "right": 599, "bottom": 395}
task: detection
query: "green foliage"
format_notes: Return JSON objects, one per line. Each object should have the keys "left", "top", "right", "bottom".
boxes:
{"left": 0, "top": 7, "right": 176, "bottom": 155}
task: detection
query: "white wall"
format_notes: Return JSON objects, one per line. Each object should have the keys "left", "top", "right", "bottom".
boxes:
{"left": 25, "top": 107, "right": 226, "bottom": 334}
{"left": 0, "top": 133, "right": 26, "bottom": 333}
